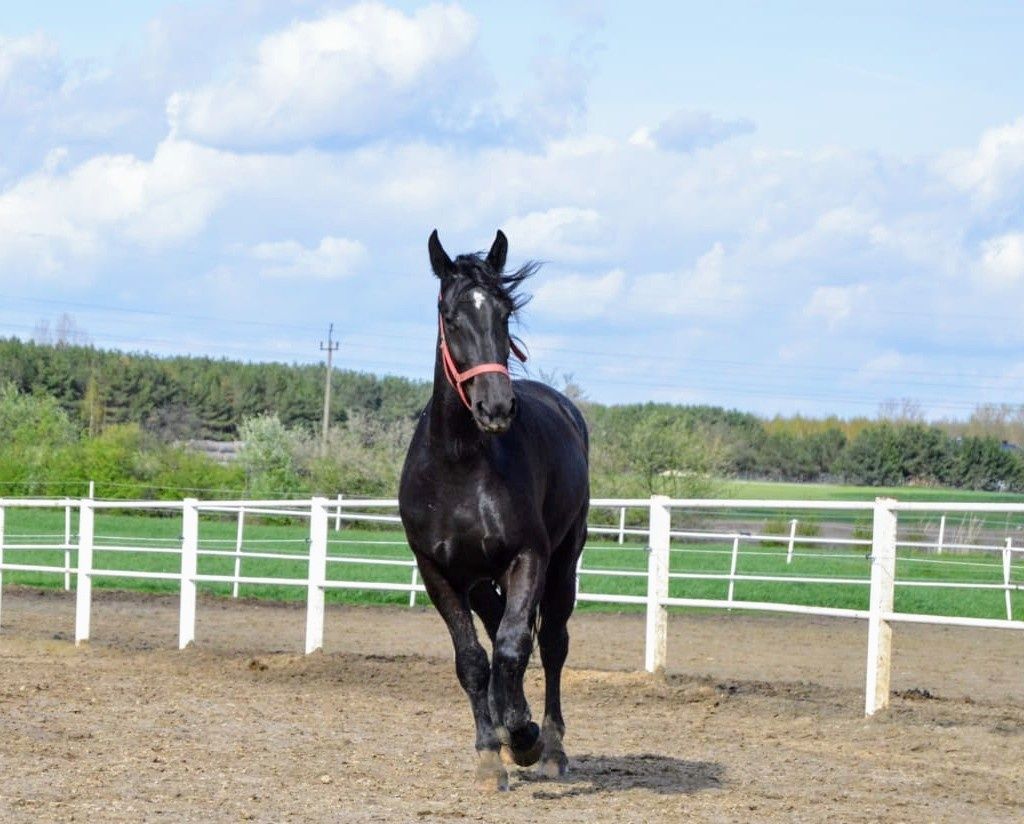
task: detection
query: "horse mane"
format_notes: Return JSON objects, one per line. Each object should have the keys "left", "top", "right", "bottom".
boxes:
{"left": 449, "top": 253, "right": 540, "bottom": 315}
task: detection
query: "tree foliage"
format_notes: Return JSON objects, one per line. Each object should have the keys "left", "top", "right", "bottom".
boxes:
{"left": 3, "top": 339, "right": 1024, "bottom": 498}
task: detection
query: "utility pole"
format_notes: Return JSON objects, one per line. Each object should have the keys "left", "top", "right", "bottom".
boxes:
{"left": 320, "top": 323, "right": 340, "bottom": 450}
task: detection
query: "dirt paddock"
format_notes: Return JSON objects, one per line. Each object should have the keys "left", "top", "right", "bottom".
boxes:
{"left": 1, "top": 588, "right": 1022, "bottom": 822}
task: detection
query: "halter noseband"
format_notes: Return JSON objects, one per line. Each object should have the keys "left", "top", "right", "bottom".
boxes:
{"left": 438, "top": 300, "right": 527, "bottom": 411}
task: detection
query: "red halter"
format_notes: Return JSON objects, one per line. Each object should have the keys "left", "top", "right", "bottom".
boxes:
{"left": 438, "top": 309, "right": 527, "bottom": 410}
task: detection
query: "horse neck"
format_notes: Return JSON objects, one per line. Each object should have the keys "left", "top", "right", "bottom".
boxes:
{"left": 429, "top": 344, "right": 486, "bottom": 459}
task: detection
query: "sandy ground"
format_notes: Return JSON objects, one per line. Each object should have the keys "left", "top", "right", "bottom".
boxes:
{"left": 1, "top": 587, "right": 1022, "bottom": 823}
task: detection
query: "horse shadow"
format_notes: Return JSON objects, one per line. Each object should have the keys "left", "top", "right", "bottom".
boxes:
{"left": 518, "top": 753, "right": 724, "bottom": 799}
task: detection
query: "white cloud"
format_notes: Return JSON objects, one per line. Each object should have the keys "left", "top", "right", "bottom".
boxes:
{"left": 168, "top": 2, "right": 481, "bottom": 148}
{"left": 854, "top": 351, "right": 924, "bottom": 385}
{"left": 250, "top": 236, "right": 366, "bottom": 280}
{"left": 976, "top": 232, "right": 1024, "bottom": 288}
{"left": 532, "top": 269, "right": 625, "bottom": 318}
{"left": 649, "top": 109, "right": 755, "bottom": 153}
{"left": 628, "top": 243, "right": 743, "bottom": 317}
{"left": 944, "top": 116, "right": 1024, "bottom": 203}
{"left": 0, "top": 138, "right": 265, "bottom": 278}
{"left": 805, "top": 284, "right": 868, "bottom": 329}
{"left": 0, "top": 33, "right": 61, "bottom": 102}
{"left": 502, "top": 206, "right": 604, "bottom": 262}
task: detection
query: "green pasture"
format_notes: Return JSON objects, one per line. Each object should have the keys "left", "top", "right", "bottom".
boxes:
{"left": 724, "top": 478, "right": 1024, "bottom": 504}
{"left": 0, "top": 504, "right": 1019, "bottom": 621}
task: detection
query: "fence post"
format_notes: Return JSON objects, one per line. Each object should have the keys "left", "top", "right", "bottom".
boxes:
{"left": 64, "top": 499, "right": 72, "bottom": 591}
{"left": 178, "top": 499, "right": 199, "bottom": 650}
{"left": 75, "top": 499, "right": 95, "bottom": 646}
{"left": 232, "top": 507, "right": 246, "bottom": 598}
{"left": 727, "top": 535, "right": 740, "bottom": 605}
{"left": 786, "top": 518, "right": 798, "bottom": 565}
{"left": 936, "top": 514, "right": 945, "bottom": 554}
{"left": 865, "top": 497, "right": 897, "bottom": 716}
{"left": 644, "top": 495, "right": 671, "bottom": 674}
{"left": 409, "top": 565, "right": 419, "bottom": 607}
{"left": 335, "top": 494, "right": 344, "bottom": 532}
{"left": 0, "top": 502, "right": 6, "bottom": 631}
{"left": 1003, "top": 538, "right": 1013, "bottom": 622}
{"left": 305, "top": 497, "right": 329, "bottom": 654}
{"left": 574, "top": 552, "right": 583, "bottom": 606}
{"left": 618, "top": 507, "right": 626, "bottom": 545}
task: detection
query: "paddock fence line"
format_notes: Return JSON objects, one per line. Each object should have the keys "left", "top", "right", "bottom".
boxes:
{"left": 0, "top": 494, "right": 1021, "bottom": 717}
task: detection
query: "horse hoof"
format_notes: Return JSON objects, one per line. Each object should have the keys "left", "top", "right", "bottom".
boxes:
{"left": 507, "top": 739, "right": 544, "bottom": 768}
{"left": 475, "top": 751, "right": 509, "bottom": 792}
{"left": 538, "top": 753, "right": 569, "bottom": 779}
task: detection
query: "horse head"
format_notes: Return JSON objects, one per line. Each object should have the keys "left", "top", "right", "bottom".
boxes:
{"left": 428, "top": 229, "right": 531, "bottom": 435}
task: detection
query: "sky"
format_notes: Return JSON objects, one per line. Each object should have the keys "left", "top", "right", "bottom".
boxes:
{"left": 3, "top": 1, "right": 1024, "bottom": 420}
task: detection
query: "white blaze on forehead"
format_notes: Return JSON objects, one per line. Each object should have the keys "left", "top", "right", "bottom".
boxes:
{"left": 471, "top": 289, "right": 486, "bottom": 310}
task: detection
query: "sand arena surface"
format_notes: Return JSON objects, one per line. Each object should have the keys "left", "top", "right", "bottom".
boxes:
{"left": 1, "top": 587, "right": 1022, "bottom": 822}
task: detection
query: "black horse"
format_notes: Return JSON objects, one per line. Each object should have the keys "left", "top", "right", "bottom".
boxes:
{"left": 399, "top": 229, "right": 590, "bottom": 791}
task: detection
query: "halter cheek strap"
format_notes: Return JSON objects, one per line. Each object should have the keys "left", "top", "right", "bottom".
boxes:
{"left": 438, "top": 311, "right": 527, "bottom": 410}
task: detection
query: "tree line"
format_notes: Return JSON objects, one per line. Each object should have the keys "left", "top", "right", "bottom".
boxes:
{"left": 1, "top": 337, "right": 1023, "bottom": 499}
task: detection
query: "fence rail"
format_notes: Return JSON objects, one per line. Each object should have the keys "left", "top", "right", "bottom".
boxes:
{"left": 0, "top": 494, "right": 1021, "bottom": 717}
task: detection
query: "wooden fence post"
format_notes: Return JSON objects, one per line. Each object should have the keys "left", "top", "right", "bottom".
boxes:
{"left": 865, "top": 497, "right": 897, "bottom": 716}
{"left": 178, "top": 499, "right": 199, "bottom": 649}
{"left": 232, "top": 507, "right": 245, "bottom": 598}
{"left": 1003, "top": 538, "right": 1013, "bottom": 622}
{"left": 409, "top": 565, "right": 419, "bottom": 608}
{"left": 645, "top": 495, "right": 671, "bottom": 673}
{"left": 0, "top": 503, "right": 6, "bottom": 631}
{"left": 305, "top": 497, "right": 329, "bottom": 654}
{"left": 727, "top": 534, "right": 740, "bottom": 605}
{"left": 75, "top": 499, "right": 95, "bottom": 646}
{"left": 63, "top": 499, "right": 72, "bottom": 591}
{"left": 786, "top": 518, "right": 798, "bottom": 564}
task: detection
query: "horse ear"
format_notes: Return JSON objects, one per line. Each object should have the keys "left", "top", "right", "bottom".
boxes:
{"left": 428, "top": 229, "right": 454, "bottom": 279}
{"left": 486, "top": 229, "right": 508, "bottom": 272}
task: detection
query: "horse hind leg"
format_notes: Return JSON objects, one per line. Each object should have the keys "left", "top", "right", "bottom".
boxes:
{"left": 536, "top": 525, "right": 586, "bottom": 778}
{"left": 536, "top": 595, "right": 571, "bottom": 778}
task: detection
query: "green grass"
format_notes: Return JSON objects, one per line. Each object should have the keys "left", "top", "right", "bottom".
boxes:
{"left": 695, "top": 479, "right": 1024, "bottom": 539}
{"left": 724, "top": 478, "right": 1024, "bottom": 504}
{"left": 1, "top": 504, "right": 1020, "bottom": 621}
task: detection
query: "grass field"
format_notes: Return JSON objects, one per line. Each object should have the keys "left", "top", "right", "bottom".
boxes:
{"left": 724, "top": 479, "right": 1024, "bottom": 503}
{"left": 1, "top": 499, "right": 1020, "bottom": 622}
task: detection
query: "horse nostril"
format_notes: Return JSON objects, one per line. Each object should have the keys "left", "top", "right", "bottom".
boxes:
{"left": 474, "top": 400, "right": 488, "bottom": 418}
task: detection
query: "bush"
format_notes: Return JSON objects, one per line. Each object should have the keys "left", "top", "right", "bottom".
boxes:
{"left": 309, "top": 413, "right": 415, "bottom": 497}
{"left": 237, "top": 414, "right": 306, "bottom": 498}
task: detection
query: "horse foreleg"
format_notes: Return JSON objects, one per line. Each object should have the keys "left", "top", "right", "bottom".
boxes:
{"left": 490, "top": 549, "right": 545, "bottom": 767}
{"left": 414, "top": 555, "right": 508, "bottom": 791}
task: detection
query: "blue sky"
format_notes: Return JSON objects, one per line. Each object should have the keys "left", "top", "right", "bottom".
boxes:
{"left": 3, "top": 1, "right": 1024, "bottom": 419}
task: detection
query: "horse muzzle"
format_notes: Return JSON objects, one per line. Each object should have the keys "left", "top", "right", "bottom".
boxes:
{"left": 470, "top": 382, "right": 517, "bottom": 434}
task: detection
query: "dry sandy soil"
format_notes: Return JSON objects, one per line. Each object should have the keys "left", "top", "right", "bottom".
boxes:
{"left": 1, "top": 587, "right": 1022, "bottom": 823}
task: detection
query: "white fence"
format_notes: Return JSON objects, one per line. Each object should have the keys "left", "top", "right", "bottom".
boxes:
{"left": 0, "top": 494, "right": 1021, "bottom": 717}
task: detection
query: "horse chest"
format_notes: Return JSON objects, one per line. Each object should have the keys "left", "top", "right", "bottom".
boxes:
{"left": 419, "top": 495, "right": 522, "bottom": 573}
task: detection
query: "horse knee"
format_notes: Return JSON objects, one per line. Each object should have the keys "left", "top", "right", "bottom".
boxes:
{"left": 493, "top": 626, "right": 532, "bottom": 674}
